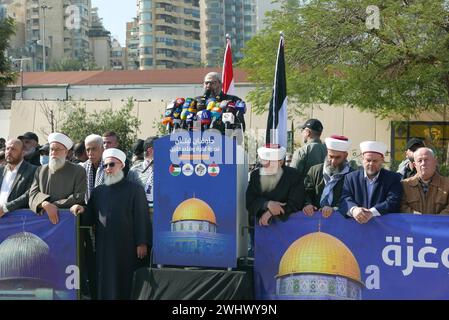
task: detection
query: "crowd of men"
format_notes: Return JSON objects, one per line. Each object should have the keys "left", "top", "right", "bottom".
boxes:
{"left": 246, "top": 118, "right": 449, "bottom": 229}
{"left": 1, "top": 73, "right": 449, "bottom": 300}
{"left": 0, "top": 130, "right": 155, "bottom": 300}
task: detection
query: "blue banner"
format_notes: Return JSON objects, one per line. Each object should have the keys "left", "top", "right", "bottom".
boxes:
{"left": 255, "top": 212, "right": 449, "bottom": 300}
{"left": 0, "top": 210, "right": 78, "bottom": 300}
{"left": 153, "top": 132, "right": 238, "bottom": 268}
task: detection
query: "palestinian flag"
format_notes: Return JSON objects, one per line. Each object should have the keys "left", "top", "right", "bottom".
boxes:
{"left": 169, "top": 164, "right": 181, "bottom": 176}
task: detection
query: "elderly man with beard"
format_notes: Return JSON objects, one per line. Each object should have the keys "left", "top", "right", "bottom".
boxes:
{"left": 0, "top": 139, "right": 37, "bottom": 217}
{"left": 340, "top": 141, "right": 402, "bottom": 224}
{"left": 79, "top": 134, "right": 106, "bottom": 299}
{"left": 246, "top": 144, "right": 304, "bottom": 227}
{"left": 303, "top": 135, "right": 353, "bottom": 218}
{"left": 29, "top": 132, "right": 87, "bottom": 224}
{"left": 400, "top": 148, "right": 449, "bottom": 214}
{"left": 70, "top": 148, "right": 151, "bottom": 300}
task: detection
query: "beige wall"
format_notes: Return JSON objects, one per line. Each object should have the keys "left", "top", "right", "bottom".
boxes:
{"left": 9, "top": 100, "right": 449, "bottom": 163}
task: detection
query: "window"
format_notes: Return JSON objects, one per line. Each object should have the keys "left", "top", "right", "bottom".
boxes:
{"left": 391, "top": 121, "right": 449, "bottom": 165}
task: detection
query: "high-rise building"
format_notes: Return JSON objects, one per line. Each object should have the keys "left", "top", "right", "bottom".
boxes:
{"left": 111, "top": 38, "right": 126, "bottom": 70}
{"left": 89, "top": 6, "right": 111, "bottom": 69}
{"left": 126, "top": 17, "right": 140, "bottom": 70}
{"left": 255, "top": 0, "right": 280, "bottom": 31}
{"left": 24, "top": 0, "right": 92, "bottom": 71}
{"left": 135, "top": 0, "right": 201, "bottom": 70}
{"left": 200, "top": 0, "right": 256, "bottom": 67}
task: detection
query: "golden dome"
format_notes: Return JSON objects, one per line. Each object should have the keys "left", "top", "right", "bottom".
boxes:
{"left": 277, "top": 232, "right": 361, "bottom": 283}
{"left": 172, "top": 197, "right": 217, "bottom": 224}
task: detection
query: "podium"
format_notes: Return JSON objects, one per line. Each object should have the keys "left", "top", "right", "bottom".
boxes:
{"left": 153, "top": 130, "right": 248, "bottom": 269}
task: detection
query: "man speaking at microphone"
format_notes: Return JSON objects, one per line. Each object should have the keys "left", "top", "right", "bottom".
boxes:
{"left": 199, "top": 72, "right": 245, "bottom": 130}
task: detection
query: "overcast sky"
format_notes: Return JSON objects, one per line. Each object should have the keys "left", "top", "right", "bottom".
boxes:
{"left": 91, "top": 0, "right": 137, "bottom": 45}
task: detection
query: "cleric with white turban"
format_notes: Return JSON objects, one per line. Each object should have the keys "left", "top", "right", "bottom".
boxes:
{"left": 303, "top": 135, "right": 353, "bottom": 218}
{"left": 339, "top": 140, "right": 402, "bottom": 225}
{"left": 29, "top": 132, "right": 87, "bottom": 225}
{"left": 246, "top": 144, "right": 305, "bottom": 227}
{"left": 70, "top": 147, "right": 151, "bottom": 299}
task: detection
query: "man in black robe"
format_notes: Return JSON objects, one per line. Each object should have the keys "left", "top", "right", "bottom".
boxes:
{"left": 71, "top": 148, "right": 151, "bottom": 300}
{"left": 246, "top": 144, "right": 304, "bottom": 226}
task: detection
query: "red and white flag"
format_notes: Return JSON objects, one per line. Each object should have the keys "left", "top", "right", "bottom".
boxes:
{"left": 222, "top": 35, "right": 235, "bottom": 95}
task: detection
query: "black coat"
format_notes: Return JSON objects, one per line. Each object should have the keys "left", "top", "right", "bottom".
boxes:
{"left": 246, "top": 166, "right": 304, "bottom": 225}
{"left": 83, "top": 178, "right": 151, "bottom": 299}
{"left": 0, "top": 161, "right": 37, "bottom": 212}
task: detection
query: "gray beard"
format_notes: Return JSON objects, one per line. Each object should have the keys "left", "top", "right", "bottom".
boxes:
{"left": 260, "top": 168, "right": 283, "bottom": 193}
{"left": 104, "top": 170, "right": 124, "bottom": 186}
{"left": 324, "top": 160, "right": 345, "bottom": 176}
{"left": 49, "top": 157, "right": 66, "bottom": 173}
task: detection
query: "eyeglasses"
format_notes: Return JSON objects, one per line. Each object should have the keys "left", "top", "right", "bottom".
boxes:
{"left": 50, "top": 147, "right": 65, "bottom": 153}
{"left": 102, "top": 162, "right": 117, "bottom": 169}
{"left": 204, "top": 81, "right": 218, "bottom": 85}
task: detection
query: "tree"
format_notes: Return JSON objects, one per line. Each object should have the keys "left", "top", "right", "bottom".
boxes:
{"left": 239, "top": 0, "right": 449, "bottom": 118}
{"left": 60, "top": 98, "right": 141, "bottom": 153}
{"left": 0, "top": 17, "right": 16, "bottom": 86}
{"left": 50, "top": 58, "right": 97, "bottom": 71}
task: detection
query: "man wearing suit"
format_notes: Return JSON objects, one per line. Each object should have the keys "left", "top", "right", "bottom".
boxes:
{"left": 340, "top": 141, "right": 402, "bottom": 224}
{"left": 0, "top": 139, "right": 37, "bottom": 217}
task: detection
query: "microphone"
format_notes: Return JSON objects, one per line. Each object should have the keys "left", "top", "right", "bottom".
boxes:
{"left": 209, "top": 103, "right": 223, "bottom": 129}
{"left": 180, "top": 98, "right": 194, "bottom": 129}
{"left": 235, "top": 100, "right": 247, "bottom": 131}
{"left": 221, "top": 101, "right": 236, "bottom": 130}
{"left": 172, "top": 99, "right": 185, "bottom": 130}
{"left": 204, "top": 89, "right": 211, "bottom": 99}
{"left": 196, "top": 109, "right": 211, "bottom": 131}
{"left": 185, "top": 100, "right": 198, "bottom": 130}
{"left": 162, "top": 100, "right": 176, "bottom": 132}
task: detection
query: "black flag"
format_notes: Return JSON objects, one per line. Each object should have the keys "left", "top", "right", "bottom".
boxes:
{"left": 266, "top": 33, "right": 287, "bottom": 148}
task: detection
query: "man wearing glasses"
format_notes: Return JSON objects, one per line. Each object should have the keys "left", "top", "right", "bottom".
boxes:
{"left": 197, "top": 72, "right": 246, "bottom": 132}
{"left": 29, "top": 132, "right": 87, "bottom": 224}
{"left": 71, "top": 148, "right": 151, "bottom": 300}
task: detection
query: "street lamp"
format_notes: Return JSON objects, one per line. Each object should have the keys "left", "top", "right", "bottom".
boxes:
{"left": 11, "top": 57, "right": 32, "bottom": 100}
{"left": 40, "top": 4, "right": 52, "bottom": 72}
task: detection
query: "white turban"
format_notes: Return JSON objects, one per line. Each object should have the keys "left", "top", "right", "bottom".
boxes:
{"left": 102, "top": 148, "right": 126, "bottom": 166}
{"left": 325, "top": 135, "right": 351, "bottom": 152}
{"left": 48, "top": 132, "right": 73, "bottom": 150}
{"left": 257, "top": 144, "right": 286, "bottom": 161}
{"left": 360, "top": 141, "right": 387, "bottom": 156}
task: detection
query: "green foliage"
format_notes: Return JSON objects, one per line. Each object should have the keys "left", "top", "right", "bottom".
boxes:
{"left": 239, "top": 0, "right": 449, "bottom": 118}
{"left": 153, "top": 113, "right": 169, "bottom": 136}
{"left": 50, "top": 58, "right": 97, "bottom": 71}
{"left": 0, "top": 17, "right": 17, "bottom": 86}
{"left": 60, "top": 98, "right": 141, "bottom": 153}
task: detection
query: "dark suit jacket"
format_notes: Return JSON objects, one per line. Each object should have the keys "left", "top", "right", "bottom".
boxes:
{"left": 246, "top": 166, "right": 304, "bottom": 225}
{"left": 339, "top": 168, "right": 402, "bottom": 216}
{"left": 0, "top": 161, "right": 37, "bottom": 212}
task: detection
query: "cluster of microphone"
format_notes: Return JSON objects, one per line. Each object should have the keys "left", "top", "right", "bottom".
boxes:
{"left": 161, "top": 91, "right": 246, "bottom": 133}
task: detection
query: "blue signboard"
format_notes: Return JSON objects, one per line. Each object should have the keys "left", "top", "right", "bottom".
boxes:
{"left": 0, "top": 210, "right": 78, "bottom": 300}
{"left": 255, "top": 212, "right": 449, "bottom": 300}
{"left": 153, "top": 131, "right": 238, "bottom": 268}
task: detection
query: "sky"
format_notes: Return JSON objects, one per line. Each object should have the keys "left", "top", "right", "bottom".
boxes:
{"left": 91, "top": 0, "right": 137, "bottom": 45}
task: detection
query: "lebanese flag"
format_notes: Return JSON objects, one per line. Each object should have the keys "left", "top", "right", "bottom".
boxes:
{"left": 266, "top": 33, "right": 287, "bottom": 148}
{"left": 222, "top": 35, "right": 235, "bottom": 95}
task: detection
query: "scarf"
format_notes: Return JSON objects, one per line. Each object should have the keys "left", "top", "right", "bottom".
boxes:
{"left": 319, "top": 162, "right": 350, "bottom": 208}
{"left": 85, "top": 159, "right": 105, "bottom": 202}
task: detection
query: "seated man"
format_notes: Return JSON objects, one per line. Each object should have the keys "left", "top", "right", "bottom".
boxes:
{"left": 29, "top": 132, "right": 87, "bottom": 224}
{"left": 246, "top": 144, "right": 304, "bottom": 226}
{"left": 0, "top": 139, "right": 37, "bottom": 217}
{"left": 400, "top": 147, "right": 449, "bottom": 214}
{"left": 340, "top": 141, "right": 402, "bottom": 224}
{"left": 303, "top": 135, "right": 353, "bottom": 218}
